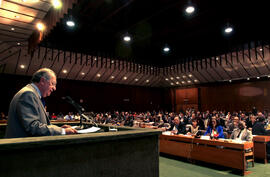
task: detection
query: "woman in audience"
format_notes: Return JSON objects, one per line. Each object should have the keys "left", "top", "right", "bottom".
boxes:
{"left": 204, "top": 117, "right": 225, "bottom": 139}
{"left": 186, "top": 118, "right": 202, "bottom": 135}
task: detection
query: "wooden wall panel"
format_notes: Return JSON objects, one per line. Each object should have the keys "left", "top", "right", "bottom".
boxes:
{"left": 174, "top": 88, "right": 198, "bottom": 113}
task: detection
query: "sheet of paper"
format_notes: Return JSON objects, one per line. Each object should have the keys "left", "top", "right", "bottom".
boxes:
{"left": 77, "top": 127, "right": 101, "bottom": 134}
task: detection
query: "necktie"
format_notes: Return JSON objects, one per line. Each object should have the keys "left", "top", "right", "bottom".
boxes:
{"left": 41, "top": 97, "right": 46, "bottom": 107}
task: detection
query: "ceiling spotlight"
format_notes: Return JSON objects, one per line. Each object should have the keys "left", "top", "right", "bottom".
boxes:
{"left": 111, "top": 60, "right": 114, "bottom": 63}
{"left": 11, "top": 28, "right": 15, "bottom": 31}
{"left": 52, "top": 0, "right": 62, "bottom": 9}
{"left": 224, "top": 26, "right": 233, "bottom": 34}
{"left": 20, "top": 64, "right": 25, "bottom": 69}
{"left": 216, "top": 57, "right": 219, "bottom": 60}
{"left": 66, "top": 20, "right": 75, "bottom": 27}
{"left": 111, "top": 76, "right": 115, "bottom": 79}
{"left": 182, "top": 75, "right": 186, "bottom": 78}
{"left": 94, "top": 57, "right": 97, "bottom": 61}
{"left": 97, "top": 73, "right": 101, "bottom": 77}
{"left": 170, "top": 77, "right": 174, "bottom": 80}
{"left": 163, "top": 46, "right": 170, "bottom": 52}
{"left": 17, "top": 42, "right": 21, "bottom": 45}
{"left": 268, "top": 75, "right": 270, "bottom": 78}
{"left": 176, "top": 82, "right": 179, "bottom": 84}
{"left": 62, "top": 69, "right": 67, "bottom": 73}
{"left": 170, "top": 83, "right": 174, "bottom": 85}
{"left": 187, "top": 80, "right": 191, "bottom": 83}
{"left": 185, "top": 5, "right": 195, "bottom": 14}
{"left": 188, "top": 74, "right": 192, "bottom": 77}
{"left": 123, "top": 34, "right": 131, "bottom": 42}
{"left": 146, "top": 80, "right": 149, "bottom": 83}
{"left": 247, "top": 78, "right": 250, "bottom": 80}
{"left": 176, "top": 76, "right": 180, "bottom": 79}
{"left": 259, "top": 48, "right": 263, "bottom": 51}
{"left": 257, "top": 77, "right": 260, "bottom": 79}
{"left": 165, "top": 78, "right": 168, "bottom": 81}
{"left": 81, "top": 72, "right": 85, "bottom": 75}
{"left": 36, "top": 22, "right": 45, "bottom": 31}
{"left": 123, "top": 76, "right": 127, "bottom": 80}
{"left": 181, "top": 81, "right": 185, "bottom": 84}
{"left": 194, "top": 79, "right": 198, "bottom": 82}
{"left": 135, "top": 78, "right": 139, "bottom": 82}
{"left": 229, "top": 80, "right": 232, "bottom": 83}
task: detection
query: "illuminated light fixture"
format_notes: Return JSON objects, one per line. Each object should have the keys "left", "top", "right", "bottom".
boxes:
{"left": 123, "top": 35, "right": 131, "bottom": 42}
{"left": 123, "top": 76, "right": 127, "bottom": 80}
{"left": 188, "top": 74, "right": 192, "bottom": 77}
{"left": 170, "top": 77, "right": 174, "bottom": 80}
{"left": 52, "top": 0, "right": 62, "bottom": 9}
{"left": 259, "top": 48, "right": 263, "bottom": 51}
{"left": 216, "top": 57, "right": 219, "bottom": 60}
{"left": 11, "top": 28, "right": 15, "bottom": 31}
{"left": 62, "top": 69, "right": 67, "bottom": 73}
{"left": 268, "top": 75, "right": 270, "bottom": 78}
{"left": 229, "top": 80, "right": 232, "bottom": 83}
{"left": 165, "top": 78, "right": 168, "bottom": 81}
{"left": 94, "top": 57, "right": 97, "bottom": 61}
{"left": 247, "top": 78, "right": 250, "bottom": 80}
{"left": 81, "top": 72, "right": 85, "bottom": 75}
{"left": 163, "top": 46, "right": 170, "bottom": 52}
{"left": 176, "top": 76, "right": 180, "bottom": 79}
{"left": 151, "top": 67, "right": 153, "bottom": 70}
{"left": 257, "top": 76, "right": 260, "bottom": 79}
{"left": 97, "top": 73, "right": 101, "bottom": 77}
{"left": 111, "top": 60, "right": 114, "bottom": 63}
{"left": 187, "top": 80, "right": 191, "bottom": 83}
{"left": 17, "top": 42, "right": 21, "bottom": 45}
{"left": 135, "top": 78, "right": 139, "bottom": 82}
{"left": 182, "top": 75, "right": 186, "bottom": 78}
{"left": 110, "top": 76, "right": 115, "bottom": 79}
{"left": 14, "top": 15, "right": 20, "bottom": 19}
{"left": 66, "top": 20, "right": 75, "bottom": 27}
{"left": 146, "top": 80, "right": 149, "bottom": 83}
{"left": 194, "top": 79, "right": 198, "bottom": 82}
{"left": 181, "top": 81, "right": 185, "bottom": 84}
{"left": 176, "top": 81, "right": 179, "bottom": 84}
{"left": 185, "top": 5, "right": 195, "bottom": 14}
{"left": 224, "top": 23, "right": 233, "bottom": 34}
{"left": 36, "top": 22, "right": 45, "bottom": 31}
{"left": 170, "top": 83, "right": 174, "bottom": 85}
{"left": 20, "top": 64, "right": 25, "bottom": 69}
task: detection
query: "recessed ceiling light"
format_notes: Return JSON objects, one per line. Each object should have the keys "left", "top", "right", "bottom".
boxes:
{"left": 146, "top": 80, "right": 149, "bottom": 83}
{"left": 176, "top": 81, "right": 179, "bottom": 84}
{"left": 151, "top": 67, "right": 153, "bottom": 70}
{"left": 165, "top": 78, "right": 168, "bottom": 81}
{"left": 170, "top": 83, "right": 174, "bottom": 85}
{"left": 259, "top": 48, "right": 263, "bottom": 51}
{"left": 36, "top": 22, "right": 45, "bottom": 31}
{"left": 123, "top": 76, "right": 127, "bottom": 80}
{"left": 176, "top": 76, "right": 180, "bottom": 79}
{"left": 188, "top": 74, "right": 192, "bottom": 77}
{"left": 111, "top": 76, "right": 115, "bottom": 79}
{"left": 97, "top": 73, "right": 101, "bottom": 77}
{"left": 94, "top": 57, "right": 97, "bottom": 61}
{"left": 81, "top": 72, "right": 85, "bottom": 75}
{"left": 135, "top": 78, "right": 139, "bottom": 81}
{"left": 62, "top": 69, "right": 67, "bottom": 73}
{"left": 20, "top": 64, "right": 25, "bottom": 69}
{"left": 181, "top": 81, "right": 185, "bottom": 84}
{"left": 229, "top": 80, "right": 232, "bottom": 82}
{"left": 257, "top": 77, "right": 260, "bottom": 79}
{"left": 187, "top": 80, "right": 191, "bottom": 83}
{"left": 268, "top": 75, "right": 270, "bottom": 78}
{"left": 11, "top": 28, "right": 15, "bottom": 31}
{"left": 66, "top": 20, "right": 75, "bottom": 27}
{"left": 123, "top": 35, "right": 131, "bottom": 42}
{"left": 17, "top": 42, "right": 21, "bottom": 45}
{"left": 185, "top": 6, "right": 195, "bottom": 14}
{"left": 247, "top": 78, "right": 250, "bottom": 80}
{"left": 170, "top": 77, "right": 174, "bottom": 80}
{"left": 216, "top": 57, "right": 219, "bottom": 60}
{"left": 111, "top": 60, "right": 114, "bottom": 63}
{"left": 224, "top": 27, "right": 233, "bottom": 33}
{"left": 182, "top": 75, "right": 186, "bottom": 78}
{"left": 194, "top": 79, "right": 198, "bottom": 82}
{"left": 52, "top": 0, "right": 62, "bottom": 9}
{"left": 163, "top": 47, "right": 170, "bottom": 52}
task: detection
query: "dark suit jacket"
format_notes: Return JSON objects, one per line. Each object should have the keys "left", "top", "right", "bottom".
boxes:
{"left": 5, "top": 84, "right": 62, "bottom": 138}
{"left": 252, "top": 122, "right": 270, "bottom": 135}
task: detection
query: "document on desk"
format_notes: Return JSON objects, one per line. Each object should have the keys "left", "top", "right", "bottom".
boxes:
{"left": 77, "top": 127, "right": 101, "bottom": 134}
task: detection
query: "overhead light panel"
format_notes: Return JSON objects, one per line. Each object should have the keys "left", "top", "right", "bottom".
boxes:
{"left": 123, "top": 35, "right": 131, "bottom": 42}
{"left": 163, "top": 46, "right": 170, "bottom": 52}
{"left": 185, "top": 5, "right": 195, "bottom": 14}
{"left": 66, "top": 20, "right": 75, "bottom": 27}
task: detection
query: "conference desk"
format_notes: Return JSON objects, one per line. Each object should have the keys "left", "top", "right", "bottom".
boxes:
{"left": 160, "top": 134, "right": 253, "bottom": 175}
{"left": 253, "top": 135, "right": 270, "bottom": 163}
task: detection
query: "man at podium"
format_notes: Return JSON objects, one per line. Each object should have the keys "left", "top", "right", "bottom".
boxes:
{"left": 5, "top": 68, "right": 77, "bottom": 138}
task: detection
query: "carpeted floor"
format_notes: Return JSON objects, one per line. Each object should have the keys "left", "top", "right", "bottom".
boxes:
{"left": 159, "top": 154, "right": 270, "bottom": 177}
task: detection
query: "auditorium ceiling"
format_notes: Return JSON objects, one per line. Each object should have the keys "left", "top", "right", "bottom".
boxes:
{"left": 0, "top": 0, "right": 269, "bottom": 87}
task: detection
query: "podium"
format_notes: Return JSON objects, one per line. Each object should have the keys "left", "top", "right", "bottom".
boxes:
{"left": 0, "top": 124, "right": 161, "bottom": 177}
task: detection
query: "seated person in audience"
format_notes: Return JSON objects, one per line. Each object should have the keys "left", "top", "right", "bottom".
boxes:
{"left": 252, "top": 116, "right": 270, "bottom": 135}
{"left": 186, "top": 118, "right": 202, "bottom": 135}
{"left": 64, "top": 112, "right": 74, "bottom": 121}
{"left": 168, "top": 116, "right": 186, "bottom": 135}
{"left": 230, "top": 121, "right": 253, "bottom": 141}
{"left": 204, "top": 117, "right": 225, "bottom": 139}
{"left": 0, "top": 112, "right": 7, "bottom": 120}
{"left": 50, "top": 113, "right": 57, "bottom": 120}
{"left": 246, "top": 114, "right": 256, "bottom": 131}
{"left": 227, "top": 116, "right": 239, "bottom": 135}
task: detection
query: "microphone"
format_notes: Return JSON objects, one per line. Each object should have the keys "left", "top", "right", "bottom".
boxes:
{"left": 62, "top": 96, "right": 85, "bottom": 113}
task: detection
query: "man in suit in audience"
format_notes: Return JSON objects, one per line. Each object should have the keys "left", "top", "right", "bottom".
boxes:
{"left": 168, "top": 116, "right": 186, "bottom": 134}
{"left": 230, "top": 121, "right": 253, "bottom": 141}
{"left": 5, "top": 68, "right": 77, "bottom": 138}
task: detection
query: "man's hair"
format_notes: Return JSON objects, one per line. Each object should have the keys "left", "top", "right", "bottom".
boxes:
{"left": 31, "top": 68, "right": 56, "bottom": 83}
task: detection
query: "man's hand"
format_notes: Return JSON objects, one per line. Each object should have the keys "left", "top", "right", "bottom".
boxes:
{"left": 61, "top": 124, "right": 72, "bottom": 128}
{"left": 65, "top": 127, "right": 78, "bottom": 134}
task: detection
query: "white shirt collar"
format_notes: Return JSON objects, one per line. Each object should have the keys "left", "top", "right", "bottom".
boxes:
{"left": 31, "top": 83, "right": 42, "bottom": 98}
